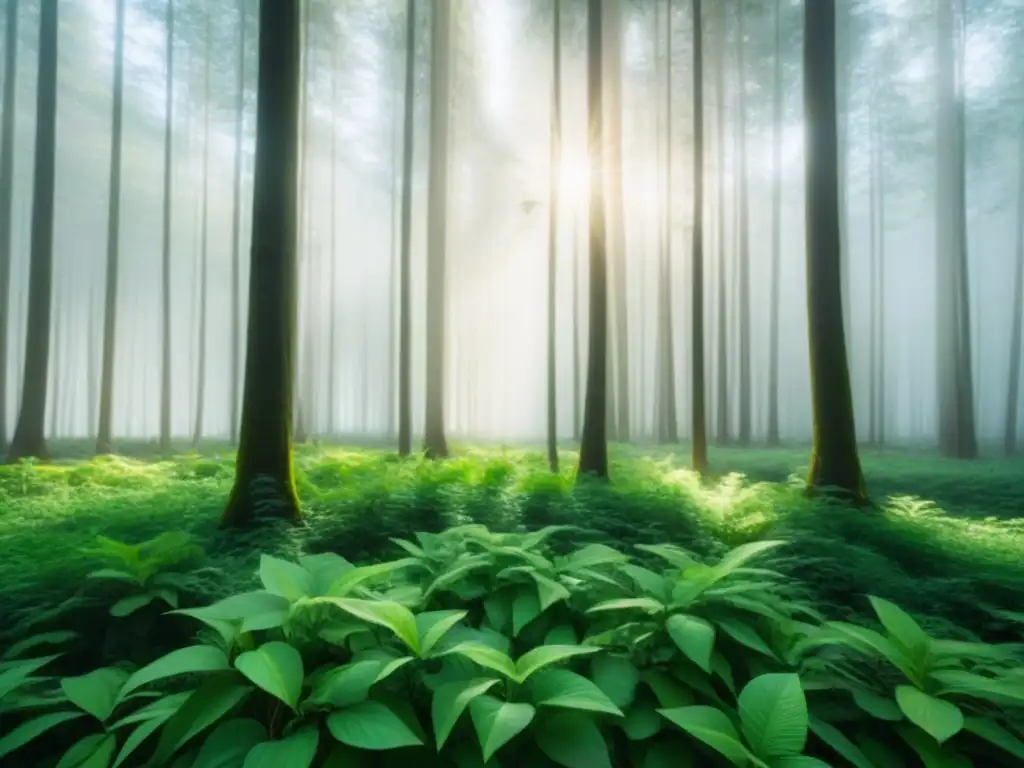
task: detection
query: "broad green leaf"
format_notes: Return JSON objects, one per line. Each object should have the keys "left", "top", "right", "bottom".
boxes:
{"left": 56, "top": 732, "right": 116, "bottom": 768}
{"left": 109, "top": 691, "right": 190, "bottom": 730}
{"left": 513, "top": 588, "right": 541, "bottom": 636}
{"left": 299, "top": 553, "right": 353, "bottom": 596}
{"left": 666, "top": 614, "right": 715, "bottom": 673}
{"left": 151, "top": 677, "right": 253, "bottom": 765}
{"left": 642, "top": 670, "right": 694, "bottom": 709}
{"left": 234, "top": 642, "right": 304, "bottom": 709}
{"left": 432, "top": 678, "right": 501, "bottom": 750}
{"left": 327, "top": 700, "right": 423, "bottom": 750}
{"left": 259, "top": 554, "right": 313, "bottom": 601}
{"left": 622, "top": 698, "right": 663, "bottom": 741}
{"left": 963, "top": 717, "right": 1024, "bottom": 762}
{"left": 326, "top": 558, "right": 417, "bottom": 597}
{"left": 469, "top": 695, "right": 535, "bottom": 762}
{"left": 0, "top": 711, "right": 87, "bottom": 762}
{"left": 562, "top": 543, "right": 628, "bottom": 570}
{"left": 110, "top": 594, "right": 156, "bottom": 617}
{"left": 87, "top": 568, "right": 141, "bottom": 585}
{"left": 0, "top": 654, "right": 62, "bottom": 700}
{"left": 514, "top": 645, "right": 600, "bottom": 683}
{"left": 192, "top": 718, "right": 267, "bottom": 768}
{"left": 2, "top": 632, "right": 77, "bottom": 661}
{"left": 61, "top": 667, "right": 129, "bottom": 722}
{"left": 659, "top": 705, "right": 752, "bottom": 765}
{"left": 389, "top": 537, "right": 426, "bottom": 558}
{"left": 545, "top": 625, "right": 578, "bottom": 645}
{"left": 171, "top": 591, "right": 291, "bottom": 635}
{"left": 852, "top": 689, "right": 903, "bottom": 721}
{"left": 418, "top": 610, "right": 469, "bottom": 657}
{"left": 243, "top": 727, "right": 319, "bottom": 768}
{"left": 118, "top": 645, "right": 230, "bottom": 702}
{"left": 717, "top": 618, "right": 777, "bottom": 659}
{"left": 636, "top": 544, "right": 699, "bottom": 571}
{"left": 113, "top": 716, "right": 167, "bottom": 768}
{"left": 317, "top": 597, "right": 420, "bottom": 655}
{"left": 375, "top": 656, "right": 414, "bottom": 683}
{"left": 528, "top": 669, "right": 623, "bottom": 716}
{"left": 738, "top": 673, "right": 808, "bottom": 758}
{"left": 587, "top": 598, "right": 664, "bottom": 615}
{"left": 483, "top": 593, "right": 513, "bottom": 634}
{"left": 520, "top": 524, "right": 576, "bottom": 550}
{"left": 306, "top": 660, "right": 381, "bottom": 708}
{"left": 443, "top": 643, "right": 517, "bottom": 680}
{"left": 771, "top": 758, "right": 831, "bottom": 767}
{"left": 535, "top": 710, "right": 613, "bottom": 768}
{"left": 808, "top": 717, "right": 875, "bottom": 768}
{"left": 869, "top": 597, "right": 931, "bottom": 655}
{"left": 897, "top": 724, "right": 972, "bottom": 768}
{"left": 895, "top": 686, "right": 963, "bottom": 744}
{"left": 593, "top": 656, "right": 641, "bottom": 709}
{"left": 531, "top": 573, "right": 571, "bottom": 611}
{"left": 716, "top": 541, "right": 786, "bottom": 571}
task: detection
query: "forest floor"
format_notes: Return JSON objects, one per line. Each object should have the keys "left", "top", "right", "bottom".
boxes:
{"left": 1, "top": 441, "right": 1023, "bottom": 653}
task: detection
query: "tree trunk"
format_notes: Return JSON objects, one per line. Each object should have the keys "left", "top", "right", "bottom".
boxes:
{"left": 867, "top": 89, "right": 878, "bottom": 446}
{"left": 397, "top": 0, "right": 416, "bottom": 456}
{"left": 837, "top": 0, "right": 852, "bottom": 340}
{"left": 736, "top": 0, "right": 751, "bottom": 444}
{"left": 0, "top": 0, "right": 18, "bottom": 452}
{"left": 327, "top": 28, "right": 339, "bottom": 437}
{"left": 654, "top": 0, "right": 677, "bottom": 444}
{"left": 87, "top": 286, "right": 99, "bottom": 435}
{"left": 1005, "top": 129, "right": 1024, "bottom": 456}
{"left": 192, "top": 8, "right": 211, "bottom": 448}
{"left": 229, "top": 0, "right": 246, "bottom": 445}
{"left": 221, "top": 0, "right": 302, "bottom": 527}
{"left": 766, "top": 0, "right": 782, "bottom": 446}
{"left": 96, "top": 0, "right": 127, "bottom": 455}
{"left": 423, "top": 0, "right": 452, "bottom": 459}
{"left": 577, "top": 0, "right": 609, "bottom": 480}
{"left": 293, "top": 0, "right": 311, "bottom": 443}
{"left": 572, "top": 214, "right": 582, "bottom": 440}
{"left": 714, "top": 0, "right": 728, "bottom": 445}
{"left": 5, "top": 0, "right": 57, "bottom": 464}
{"left": 876, "top": 115, "right": 886, "bottom": 446}
{"left": 159, "top": 0, "right": 175, "bottom": 453}
{"left": 690, "top": 0, "right": 708, "bottom": 475}
{"left": 546, "top": 0, "right": 562, "bottom": 472}
{"left": 803, "top": 0, "right": 866, "bottom": 503}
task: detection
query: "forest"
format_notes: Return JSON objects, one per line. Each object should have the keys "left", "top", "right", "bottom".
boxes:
{"left": 1, "top": 0, "right": 1023, "bottom": 765}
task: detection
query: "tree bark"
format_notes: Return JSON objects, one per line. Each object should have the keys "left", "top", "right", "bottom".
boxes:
{"left": 0, "top": 0, "right": 18, "bottom": 452}
{"left": 192, "top": 7, "right": 211, "bottom": 448}
{"left": 578, "top": 0, "right": 609, "bottom": 480}
{"left": 690, "top": 0, "right": 708, "bottom": 475}
{"left": 714, "top": 0, "right": 728, "bottom": 445}
{"left": 397, "top": 0, "right": 416, "bottom": 456}
{"left": 159, "top": 0, "right": 175, "bottom": 454}
{"left": 736, "top": 0, "right": 751, "bottom": 445}
{"left": 803, "top": 0, "right": 867, "bottom": 503}
{"left": 766, "top": 0, "right": 782, "bottom": 446}
{"left": 1005, "top": 129, "right": 1024, "bottom": 456}
{"left": 327, "top": 25, "right": 339, "bottom": 437}
{"left": 221, "top": 0, "right": 302, "bottom": 527}
{"left": 229, "top": 0, "right": 247, "bottom": 445}
{"left": 546, "top": 0, "right": 562, "bottom": 472}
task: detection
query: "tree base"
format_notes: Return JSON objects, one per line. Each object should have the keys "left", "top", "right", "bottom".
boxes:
{"left": 220, "top": 473, "right": 302, "bottom": 528}
{"left": 5, "top": 437, "right": 50, "bottom": 465}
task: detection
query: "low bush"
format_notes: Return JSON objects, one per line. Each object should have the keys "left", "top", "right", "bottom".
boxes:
{"left": 2, "top": 525, "right": 1022, "bottom": 767}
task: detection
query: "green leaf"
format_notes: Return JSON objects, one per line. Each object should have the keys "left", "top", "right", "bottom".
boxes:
{"left": 259, "top": 554, "right": 313, "bottom": 601}
{"left": 717, "top": 618, "right": 777, "bottom": 659}
{"left": 327, "top": 700, "right": 423, "bottom": 750}
{"left": 317, "top": 597, "right": 421, "bottom": 655}
{"left": 659, "top": 705, "right": 752, "bottom": 765}
{"left": 56, "top": 732, "right": 117, "bottom": 768}
{"left": 535, "top": 710, "right": 613, "bottom": 768}
{"left": 113, "top": 716, "right": 167, "bottom": 768}
{"left": 432, "top": 678, "right": 501, "bottom": 750}
{"left": 514, "top": 645, "right": 600, "bottom": 683}
{"left": 171, "top": 591, "right": 291, "bottom": 634}
{"left": 513, "top": 588, "right": 541, "bottom": 636}
{"left": 808, "top": 717, "right": 875, "bottom": 768}
{"left": 61, "top": 667, "right": 130, "bottom": 722}
{"left": 716, "top": 540, "right": 786, "bottom": 571}
{"left": 376, "top": 656, "right": 414, "bottom": 683}
{"left": 666, "top": 614, "right": 716, "bottom": 673}
{"left": 109, "top": 691, "right": 190, "bottom": 730}
{"left": 2, "top": 632, "right": 77, "bottom": 661}
{"left": 469, "top": 695, "right": 535, "bottom": 762}
{"left": 243, "top": 727, "right": 319, "bottom": 768}
{"left": 622, "top": 698, "right": 663, "bottom": 741}
{"left": 894, "top": 686, "right": 963, "bottom": 744}
{"left": 528, "top": 669, "right": 623, "bottom": 716}
{"left": 868, "top": 596, "right": 931, "bottom": 655}
{"left": 545, "top": 625, "right": 578, "bottom": 645}
{"left": 852, "top": 689, "right": 903, "bottom": 721}
{"left": 418, "top": 610, "right": 469, "bottom": 657}
{"left": 234, "top": 642, "right": 304, "bottom": 709}
{"left": 151, "top": 677, "right": 253, "bottom": 765}
{"left": 0, "top": 653, "right": 62, "bottom": 699}
{"left": 963, "top": 717, "right": 1024, "bottom": 762}
{"left": 110, "top": 594, "right": 156, "bottom": 617}
{"left": 587, "top": 597, "right": 664, "bottom": 615}
{"left": 593, "top": 656, "right": 641, "bottom": 709}
{"left": 0, "top": 711, "right": 87, "bottom": 763}
{"left": 299, "top": 553, "right": 353, "bottom": 596}
{"left": 443, "top": 643, "right": 518, "bottom": 680}
{"left": 897, "top": 724, "right": 972, "bottom": 768}
{"left": 530, "top": 572, "right": 571, "bottom": 611}
{"left": 306, "top": 660, "right": 382, "bottom": 708}
{"left": 737, "top": 673, "right": 808, "bottom": 758}
{"left": 771, "top": 758, "right": 831, "bottom": 767}
{"left": 562, "top": 543, "right": 629, "bottom": 571}
{"left": 118, "top": 645, "right": 230, "bottom": 702}
{"left": 192, "top": 718, "right": 267, "bottom": 768}
{"left": 326, "top": 558, "right": 417, "bottom": 597}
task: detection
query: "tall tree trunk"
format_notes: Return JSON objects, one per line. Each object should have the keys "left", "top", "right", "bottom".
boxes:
{"left": 386, "top": 50, "right": 400, "bottom": 437}
{"left": 736, "top": 0, "right": 751, "bottom": 444}
{"left": 876, "top": 115, "right": 887, "bottom": 446}
{"left": 766, "top": 0, "right": 782, "bottom": 446}
{"left": 229, "top": 0, "right": 246, "bottom": 445}
{"left": 293, "top": 0, "right": 311, "bottom": 442}
{"left": 867, "top": 89, "right": 878, "bottom": 445}
{"left": 221, "top": 0, "right": 302, "bottom": 527}
{"left": 6, "top": 0, "right": 57, "bottom": 464}
{"left": 1005, "top": 129, "right": 1024, "bottom": 456}
{"left": 192, "top": 8, "right": 211, "bottom": 447}
{"left": 0, "top": 0, "right": 18, "bottom": 452}
{"left": 654, "top": 0, "right": 677, "bottom": 444}
{"left": 837, "top": 0, "right": 852, "bottom": 339}
{"left": 803, "top": 0, "right": 866, "bottom": 503}
{"left": 690, "top": 0, "right": 708, "bottom": 475}
{"left": 572, "top": 214, "right": 582, "bottom": 439}
{"left": 397, "top": 0, "right": 416, "bottom": 456}
{"left": 159, "top": 0, "right": 175, "bottom": 453}
{"left": 578, "top": 0, "right": 609, "bottom": 480}
{"left": 48, "top": 282, "right": 60, "bottom": 440}
{"left": 546, "top": 0, "right": 562, "bottom": 472}
{"left": 714, "top": 0, "right": 728, "bottom": 445}
{"left": 96, "top": 0, "right": 127, "bottom": 455}
{"left": 327, "top": 29, "right": 339, "bottom": 437}
{"left": 88, "top": 286, "right": 99, "bottom": 435}
{"left": 423, "top": 0, "right": 452, "bottom": 459}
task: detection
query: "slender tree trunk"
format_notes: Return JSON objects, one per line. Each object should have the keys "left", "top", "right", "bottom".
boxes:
{"left": 192, "top": 9, "right": 211, "bottom": 447}
{"left": 876, "top": 117, "right": 887, "bottom": 446}
{"left": 654, "top": 0, "right": 677, "bottom": 444}
{"left": 386, "top": 53, "right": 400, "bottom": 437}
{"left": 867, "top": 89, "right": 878, "bottom": 445}
{"left": 87, "top": 286, "right": 99, "bottom": 435}
{"left": 423, "top": 0, "right": 452, "bottom": 459}
{"left": 545, "top": 0, "right": 562, "bottom": 472}
{"left": 766, "top": 0, "right": 782, "bottom": 446}
{"left": 714, "top": 1, "right": 728, "bottom": 445}
{"left": 327, "top": 30, "right": 339, "bottom": 437}
{"left": 293, "top": 0, "right": 311, "bottom": 442}
{"left": 572, "top": 214, "right": 582, "bottom": 440}
{"left": 6, "top": 0, "right": 57, "bottom": 464}
{"left": 690, "top": 0, "right": 708, "bottom": 475}
{"left": 803, "top": 0, "right": 866, "bottom": 503}
{"left": 96, "top": 0, "right": 127, "bottom": 455}
{"left": 578, "top": 0, "right": 609, "bottom": 480}
{"left": 736, "top": 0, "right": 751, "bottom": 444}
{"left": 159, "top": 0, "right": 175, "bottom": 453}
{"left": 229, "top": 0, "right": 246, "bottom": 445}
{"left": 837, "top": 0, "right": 852, "bottom": 339}
{"left": 397, "top": 0, "right": 416, "bottom": 456}
{"left": 1005, "top": 129, "right": 1024, "bottom": 456}
{"left": 48, "top": 283, "right": 60, "bottom": 440}
{"left": 221, "top": 0, "right": 302, "bottom": 527}
{"left": 0, "top": 0, "right": 18, "bottom": 452}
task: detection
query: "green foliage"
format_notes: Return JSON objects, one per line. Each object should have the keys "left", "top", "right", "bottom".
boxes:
{"left": 3, "top": 524, "right": 1021, "bottom": 766}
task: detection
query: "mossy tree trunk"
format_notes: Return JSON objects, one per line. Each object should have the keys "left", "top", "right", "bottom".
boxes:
{"left": 690, "top": 0, "right": 708, "bottom": 476}
{"left": 546, "top": 0, "right": 562, "bottom": 473}
{"left": 221, "top": 0, "right": 302, "bottom": 527}
{"left": 803, "top": 0, "right": 867, "bottom": 504}
{"left": 0, "top": 0, "right": 18, "bottom": 453}
{"left": 6, "top": 0, "right": 57, "bottom": 465}
{"left": 577, "top": 0, "right": 609, "bottom": 481}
